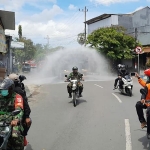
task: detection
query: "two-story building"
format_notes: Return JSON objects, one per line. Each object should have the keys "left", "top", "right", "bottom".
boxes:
{"left": 85, "top": 6, "right": 150, "bottom": 70}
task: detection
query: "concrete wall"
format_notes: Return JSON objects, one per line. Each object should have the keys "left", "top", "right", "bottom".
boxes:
{"left": 88, "top": 15, "right": 119, "bottom": 34}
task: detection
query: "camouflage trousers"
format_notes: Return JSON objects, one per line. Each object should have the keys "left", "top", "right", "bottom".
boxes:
{"left": 67, "top": 82, "right": 83, "bottom": 94}
{"left": 0, "top": 115, "right": 24, "bottom": 150}
{"left": 7, "top": 133, "right": 24, "bottom": 150}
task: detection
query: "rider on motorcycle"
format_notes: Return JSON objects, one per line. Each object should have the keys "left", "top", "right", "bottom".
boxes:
{"left": 8, "top": 73, "right": 31, "bottom": 145}
{"left": 0, "top": 78, "right": 24, "bottom": 149}
{"left": 65, "top": 66, "right": 84, "bottom": 98}
{"left": 135, "top": 69, "right": 150, "bottom": 139}
{"left": 114, "top": 64, "right": 129, "bottom": 89}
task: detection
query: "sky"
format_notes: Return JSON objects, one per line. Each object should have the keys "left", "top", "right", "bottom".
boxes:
{"left": 0, "top": 0, "right": 150, "bottom": 48}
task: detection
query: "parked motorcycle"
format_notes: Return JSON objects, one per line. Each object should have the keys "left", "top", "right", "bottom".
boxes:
{"left": 0, "top": 110, "right": 25, "bottom": 150}
{"left": 115, "top": 75, "right": 133, "bottom": 96}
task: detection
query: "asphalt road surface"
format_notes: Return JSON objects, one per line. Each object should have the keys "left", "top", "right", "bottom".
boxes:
{"left": 25, "top": 77, "right": 150, "bottom": 150}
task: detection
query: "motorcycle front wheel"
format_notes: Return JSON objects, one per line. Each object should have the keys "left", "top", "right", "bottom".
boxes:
{"left": 72, "top": 92, "right": 77, "bottom": 107}
{"left": 128, "top": 88, "right": 132, "bottom": 97}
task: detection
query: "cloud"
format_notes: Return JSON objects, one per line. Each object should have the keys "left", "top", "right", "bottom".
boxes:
{"left": 89, "top": 0, "right": 139, "bottom": 6}
{"left": 3, "top": 1, "right": 84, "bottom": 47}
{"left": 0, "top": 0, "right": 56, "bottom": 11}
{"left": 68, "top": 4, "right": 77, "bottom": 10}
{"left": 29, "top": 5, "right": 63, "bottom": 23}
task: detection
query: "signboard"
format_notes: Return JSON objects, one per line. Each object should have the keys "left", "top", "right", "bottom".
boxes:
{"left": 135, "top": 46, "right": 142, "bottom": 54}
{"left": 11, "top": 41, "right": 24, "bottom": 49}
{"left": 0, "top": 25, "right": 6, "bottom": 53}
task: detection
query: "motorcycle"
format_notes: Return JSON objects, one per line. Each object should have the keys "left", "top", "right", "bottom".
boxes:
{"left": 115, "top": 75, "right": 133, "bottom": 96}
{"left": 65, "top": 74, "right": 83, "bottom": 107}
{"left": 0, "top": 109, "right": 25, "bottom": 150}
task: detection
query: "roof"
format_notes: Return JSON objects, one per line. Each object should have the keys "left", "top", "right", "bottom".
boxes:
{"left": 0, "top": 10, "right": 15, "bottom": 30}
{"left": 85, "top": 6, "right": 150, "bottom": 25}
{"left": 85, "top": 13, "right": 125, "bottom": 25}
{"left": 131, "top": 6, "right": 150, "bottom": 14}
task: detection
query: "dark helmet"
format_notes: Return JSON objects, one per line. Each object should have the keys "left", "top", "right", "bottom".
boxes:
{"left": 117, "top": 64, "right": 121, "bottom": 69}
{"left": 19, "top": 75, "right": 26, "bottom": 82}
{"left": 72, "top": 66, "right": 78, "bottom": 71}
{"left": 120, "top": 64, "right": 126, "bottom": 71}
{"left": 0, "top": 78, "right": 15, "bottom": 91}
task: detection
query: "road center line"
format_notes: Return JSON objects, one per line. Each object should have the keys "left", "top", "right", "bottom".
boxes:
{"left": 112, "top": 93, "right": 122, "bottom": 103}
{"left": 125, "top": 119, "right": 132, "bottom": 150}
{"left": 94, "top": 84, "right": 103, "bottom": 88}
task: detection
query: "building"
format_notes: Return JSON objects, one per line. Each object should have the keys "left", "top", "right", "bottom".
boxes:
{"left": 0, "top": 10, "right": 15, "bottom": 77}
{"left": 85, "top": 6, "right": 150, "bottom": 70}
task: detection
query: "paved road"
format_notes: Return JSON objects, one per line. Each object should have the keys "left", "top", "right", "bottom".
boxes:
{"left": 24, "top": 77, "right": 150, "bottom": 150}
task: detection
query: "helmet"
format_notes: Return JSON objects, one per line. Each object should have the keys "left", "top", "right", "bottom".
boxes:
{"left": 72, "top": 66, "right": 78, "bottom": 74}
{"left": 72, "top": 66, "right": 78, "bottom": 70}
{"left": 8, "top": 73, "right": 19, "bottom": 81}
{"left": 0, "top": 78, "right": 15, "bottom": 91}
{"left": 144, "top": 69, "right": 150, "bottom": 76}
{"left": 19, "top": 75, "right": 26, "bottom": 82}
{"left": 8, "top": 73, "right": 20, "bottom": 86}
{"left": 120, "top": 64, "right": 126, "bottom": 71}
{"left": 118, "top": 64, "right": 121, "bottom": 69}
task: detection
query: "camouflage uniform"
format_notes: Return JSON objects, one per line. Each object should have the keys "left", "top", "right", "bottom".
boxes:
{"left": 0, "top": 93, "right": 24, "bottom": 150}
{"left": 67, "top": 72, "right": 83, "bottom": 94}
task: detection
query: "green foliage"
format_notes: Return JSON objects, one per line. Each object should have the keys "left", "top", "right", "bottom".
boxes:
{"left": 87, "top": 26, "right": 141, "bottom": 60}
{"left": 13, "top": 37, "right": 36, "bottom": 63}
{"left": 34, "top": 44, "right": 64, "bottom": 63}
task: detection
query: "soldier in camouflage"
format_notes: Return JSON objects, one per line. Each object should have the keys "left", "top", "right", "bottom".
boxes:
{"left": 65, "top": 66, "right": 84, "bottom": 98}
{"left": 0, "top": 78, "right": 24, "bottom": 150}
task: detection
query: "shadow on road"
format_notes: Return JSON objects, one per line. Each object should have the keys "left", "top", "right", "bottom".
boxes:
{"left": 113, "top": 91, "right": 135, "bottom": 97}
{"left": 68, "top": 99, "right": 87, "bottom": 106}
{"left": 138, "top": 134, "right": 150, "bottom": 149}
{"left": 25, "top": 144, "right": 34, "bottom": 150}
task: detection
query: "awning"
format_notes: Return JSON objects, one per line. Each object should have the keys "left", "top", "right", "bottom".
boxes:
{"left": 0, "top": 10, "right": 15, "bottom": 30}
{"left": 143, "top": 47, "right": 150, "bottom": 53}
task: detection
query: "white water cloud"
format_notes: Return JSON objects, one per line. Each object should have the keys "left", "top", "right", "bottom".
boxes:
{"left": 90, "top": 0, "right": 139, "bottom": 6}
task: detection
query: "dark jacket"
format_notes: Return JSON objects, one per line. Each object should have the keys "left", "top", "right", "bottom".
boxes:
{"left": 14, "top": 86, "right": 31, "bottom": 118}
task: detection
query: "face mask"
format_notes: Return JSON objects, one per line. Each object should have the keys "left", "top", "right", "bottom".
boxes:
{"left": 1, "top": 90, "right": 9, "bottom": 96}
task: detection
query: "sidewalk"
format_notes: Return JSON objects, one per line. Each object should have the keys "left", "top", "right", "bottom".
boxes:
{"left": 25, "top": 84, "right": 41, "bottom": 98}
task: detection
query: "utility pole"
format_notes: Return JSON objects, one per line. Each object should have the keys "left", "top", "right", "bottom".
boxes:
{"left": 134, "top": 27, "right": 140, "bottom": 74}
{"left": 44, "top": 35, "right": 50, "bottom": 46}
{"left": 135, "top": 27, "right": 138, "bottom": 44}
{"left": 79, "top": 6, "right": 88, "bottom": 46}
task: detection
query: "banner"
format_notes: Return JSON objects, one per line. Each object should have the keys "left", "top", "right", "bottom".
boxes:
{"left": 0, "top": 25, "right": 6, "bottom": 53}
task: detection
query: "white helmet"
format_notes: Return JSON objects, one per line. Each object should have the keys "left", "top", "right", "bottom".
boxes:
{"left": 118, "top": 64, "right": 121, "bottom": 68}
{"left": 8, "top": 73, "right": 19, "bottom": 81}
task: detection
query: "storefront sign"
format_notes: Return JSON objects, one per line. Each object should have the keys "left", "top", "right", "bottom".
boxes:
{"left": 0, "top": 25, "right": 6, "bottom": 53}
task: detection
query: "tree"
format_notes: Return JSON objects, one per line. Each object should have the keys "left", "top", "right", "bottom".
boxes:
{"left": 77, "top": 33, "right": 85, "bottom": 45}
{"left": 18, "top": 25, "right": 22, "bottom": 40}
{"left": 87, "top": 26, "right": 141, "bottom": 60}
{"left": 13, "top": 37, "right": 36, "bottom": 63}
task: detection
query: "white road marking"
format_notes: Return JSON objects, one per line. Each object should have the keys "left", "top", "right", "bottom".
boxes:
{"left": 94, "top": 84, "right": 103, "bottom": 88}
{"left": 125, "top": 119, "right": 132, "bottom": 150}
{"left": 112, "top": 93, "right": 122, "bottom": 103}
